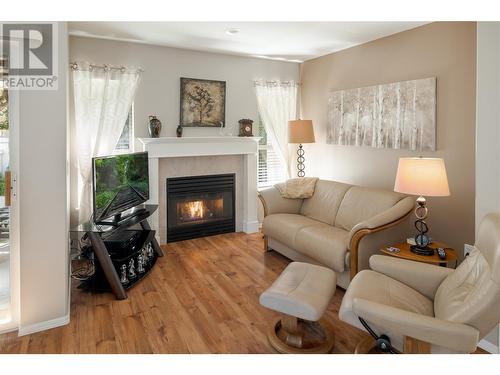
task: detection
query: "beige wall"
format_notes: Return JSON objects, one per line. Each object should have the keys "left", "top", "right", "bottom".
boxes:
{"left": 300, "top": 22, "right": 476, "bottom": 256}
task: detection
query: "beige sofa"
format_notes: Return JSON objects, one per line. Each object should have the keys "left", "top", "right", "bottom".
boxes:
{"left": 258, "top": 180, "right": 414, "bottom": 288}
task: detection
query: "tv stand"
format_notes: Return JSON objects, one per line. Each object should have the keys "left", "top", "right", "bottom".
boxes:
{"left": 95, "top": 207, "right": 148, "bottom": 227}
{"left": 113, "top": 212, "right": 122, "bottom": 224}
{"left": 71, "top": 204, "right": 163, "bottom": 300}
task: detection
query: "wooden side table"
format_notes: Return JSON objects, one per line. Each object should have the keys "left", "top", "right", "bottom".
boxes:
{"left": 380, "top": 242, "right": 458, "bottom": 268}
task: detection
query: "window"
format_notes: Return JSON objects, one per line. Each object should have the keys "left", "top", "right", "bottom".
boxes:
{"left": 114, "top": 105, "right": 134, "bottom": 153}
{"left": 258, "top": 120, "right": 287, "bottom": 188}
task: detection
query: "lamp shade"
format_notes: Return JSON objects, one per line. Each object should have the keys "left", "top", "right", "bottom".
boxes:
{"left": 394, "top": 157, "right": 450, "bottom": 197}
{"left": 288, "top": 120, "right": 315, "bottom": 144}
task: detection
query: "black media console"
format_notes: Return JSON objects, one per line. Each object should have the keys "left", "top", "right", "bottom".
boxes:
{"left": 71, "top": 204, "right": 163, "bottom": 300}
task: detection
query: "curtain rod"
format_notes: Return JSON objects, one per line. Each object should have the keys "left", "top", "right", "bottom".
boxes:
{"left": 70, "top": 62, "right": 144, "bottom": 73}
{"left": 253, "top": 80, "right": 301, "bottom": 86}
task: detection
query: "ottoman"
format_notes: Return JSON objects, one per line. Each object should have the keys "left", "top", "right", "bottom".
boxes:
{"left": 259, "top": 262, "right": 337, "bottom": 353}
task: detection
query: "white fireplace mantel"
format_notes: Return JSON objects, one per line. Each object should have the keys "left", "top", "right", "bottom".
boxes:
{"left": 139, "top": 136, "right": 261, "bottom": 158}
{"left": 138, "top": 136, "right": 261, "bottom": 242}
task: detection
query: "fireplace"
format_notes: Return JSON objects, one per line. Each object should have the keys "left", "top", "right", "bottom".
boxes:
{"left": 166, "top": 174, "right": 235, "bottom": 242}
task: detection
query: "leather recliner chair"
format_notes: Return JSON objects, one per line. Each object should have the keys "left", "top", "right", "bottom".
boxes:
{"left": 339, "top": 212, "right": 500, "bottom": 353}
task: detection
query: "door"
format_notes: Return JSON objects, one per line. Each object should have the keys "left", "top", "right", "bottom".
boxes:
{"left": 0, "top": 43, "right": 19, "bottom": 332}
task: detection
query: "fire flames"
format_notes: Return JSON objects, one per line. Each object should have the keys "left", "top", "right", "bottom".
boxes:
{"left": 183, "top": 200, "right": 205, "bottom": 220}
{"left": 178, "top": 197, "right": 224, "bottom": 222}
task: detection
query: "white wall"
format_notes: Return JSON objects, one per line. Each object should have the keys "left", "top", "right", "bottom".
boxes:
{"left": 476, "top": 21, "right": 500, "bottom": 353}
{"left": 18, "top": 22, "right": 69, "bottom": 334}
{"left": 68, "top": 36, "right": 299, "bottom": 225}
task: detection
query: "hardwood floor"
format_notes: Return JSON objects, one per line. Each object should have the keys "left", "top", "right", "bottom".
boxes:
{"left": 0, "top": 232, "right": 483, "bottom": 354}
{"left": 0, "top": 232, "right": 367, "bottom": 353}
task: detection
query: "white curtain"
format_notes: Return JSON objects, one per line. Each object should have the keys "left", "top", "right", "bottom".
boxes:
{"left": 254, "top": 81, "right": 298, "bottom": 178}
{"left": 72, "top": 63, "right": 142, "bottom": 223}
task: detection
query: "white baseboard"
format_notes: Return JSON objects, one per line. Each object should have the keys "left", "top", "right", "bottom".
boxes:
{"left": 478, "top": 338, "right": 499, "bottom": 354}
{"left": 18, "top": 314, "right": 70, "bottom": 336}
{"left": 243, "top": 220, "right": 260, "bottom": 234}
{"left": 0, "top": 325, "right": 18, "bottom": 335}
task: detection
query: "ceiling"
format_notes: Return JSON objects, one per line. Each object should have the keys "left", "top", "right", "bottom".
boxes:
{"left": 68, "top": 22, "right": 429, "bottom": 62}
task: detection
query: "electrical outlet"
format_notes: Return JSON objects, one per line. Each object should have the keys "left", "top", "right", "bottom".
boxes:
{"left": 464, "top": 243, "right": 475, "bottom": 257}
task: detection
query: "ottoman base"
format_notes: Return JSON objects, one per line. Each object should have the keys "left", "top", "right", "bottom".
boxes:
{"left": 268, "top": 315, "right": 334, "bottom": 354}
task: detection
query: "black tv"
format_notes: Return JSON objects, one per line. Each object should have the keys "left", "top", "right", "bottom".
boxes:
{"left": 92, "top": 151, "right": 149, "bottom": 224}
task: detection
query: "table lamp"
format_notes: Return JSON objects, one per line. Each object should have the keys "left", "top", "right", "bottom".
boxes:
{"left": 288, "top": 120, "right": 315, "bottom": 177}
{"left": 394, "top": 157, "right": 450, "bottom": 255}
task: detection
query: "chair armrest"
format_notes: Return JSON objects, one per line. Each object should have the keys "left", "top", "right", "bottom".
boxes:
{"left": 348, "top": 197, "right": 413, "bottom": 278}
{"left": 369, "top": 255, "right": 453, "bottom": 300}
{"left": 258, "top": 185, "right": 303, "bottom": 217}
{"left": 352, "top": 298, "right": 479, "bottom": 353}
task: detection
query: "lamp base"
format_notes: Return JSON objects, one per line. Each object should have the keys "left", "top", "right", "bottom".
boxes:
{"left": 411, "top": 196, "right": 433, "bottom": 256}
{"left": 297, "top": 144, "right": 305, "bottom": 178}
{"left": 410, "top": 245, "right": 434, "bottom": 256}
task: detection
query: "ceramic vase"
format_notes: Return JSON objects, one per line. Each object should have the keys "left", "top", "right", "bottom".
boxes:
{"left": 148, "top": 115, "right": 162, "bottom": 138}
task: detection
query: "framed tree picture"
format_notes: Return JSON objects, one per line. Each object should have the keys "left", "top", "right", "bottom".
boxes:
{"left": 180, "top": 77, "right": 226, "bottom": 127}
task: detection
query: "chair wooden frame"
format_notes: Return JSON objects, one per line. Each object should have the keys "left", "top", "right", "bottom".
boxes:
{"left": 267, "top": 315, "right": 335, "bottom": 354}
{"left": 348, "top": 210, "right": 412, "bottom": 279}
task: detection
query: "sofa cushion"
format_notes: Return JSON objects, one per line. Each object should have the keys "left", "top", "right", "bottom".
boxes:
{"left": 335, "top": 186, "right": 406, "bottom": 231}
{"left": 295, "top": 224, "right": 350, "bottom": 273}
{"left": 262, "top": 214, "right": 322, "bottom": 250}
{"left": 300, "top": 180, "right": 351, "bottom": 225}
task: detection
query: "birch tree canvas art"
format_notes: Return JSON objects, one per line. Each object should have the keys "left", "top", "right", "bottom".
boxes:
{"left": 327, "top": 77, "right": 436, "bottom": 151}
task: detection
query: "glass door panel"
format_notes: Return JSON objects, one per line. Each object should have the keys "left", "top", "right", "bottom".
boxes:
{"left": 0, "top": 55, "right": 11, "bottom": 326}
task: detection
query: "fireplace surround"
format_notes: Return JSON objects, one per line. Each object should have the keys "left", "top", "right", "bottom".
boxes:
{"left": 138, "top": 136, "right": 261, "bottom": 245}
{"left": 166, "top": 174, "right": 235, "bottom": 242}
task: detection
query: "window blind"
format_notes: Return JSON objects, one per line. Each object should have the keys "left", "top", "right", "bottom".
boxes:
{"left": 114, "top": 106, "right": 133, "bottom": 152}
{"left": 257, "top": 120, "right": 286, "bottom": 188}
